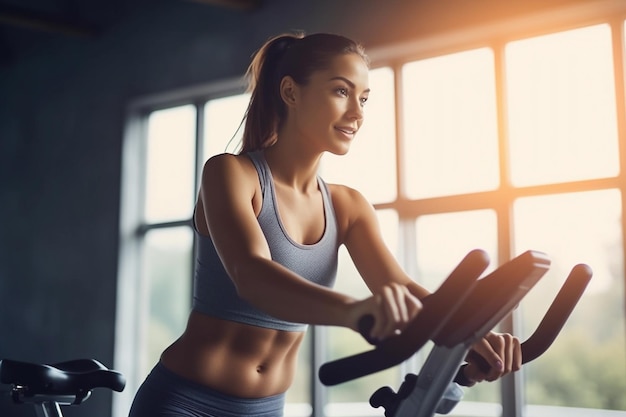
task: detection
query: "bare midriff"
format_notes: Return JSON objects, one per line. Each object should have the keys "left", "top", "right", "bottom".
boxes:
{"left": 160, "top": 310, "right": 305, "bottom": 398}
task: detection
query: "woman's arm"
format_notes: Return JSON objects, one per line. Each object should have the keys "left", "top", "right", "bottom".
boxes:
{"left": 200, "top": 154, "right": 359, "bottom": 328}
{"left": 332, "top": 184, "right": 425, "bottom": 340}
{"left": 333, "top": 184, "right": 429, "bottom": 299}
{"left": 334, "top": 184, "right": 522, "bottom": 379}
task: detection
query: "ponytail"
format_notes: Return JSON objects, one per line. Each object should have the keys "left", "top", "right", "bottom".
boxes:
{"left": 238, "top": 32, "right": 368, "bottom": 154}
{"left": 239, "top": 33, "right": 303, "bottom": 153}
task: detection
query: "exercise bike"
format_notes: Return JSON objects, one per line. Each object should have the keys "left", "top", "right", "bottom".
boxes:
{"left": 320, "top": 249, "right": 592, "bottom": 417}
{"left": 1, "top": 250, "right": 591, "bottom": 417}
{"left": 0, "top": 358, "right": 125, "bottom": 417}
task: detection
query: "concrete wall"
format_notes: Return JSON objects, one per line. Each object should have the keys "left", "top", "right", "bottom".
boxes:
{"left": 0, "top": 0, "right": 609, "bottom": 415}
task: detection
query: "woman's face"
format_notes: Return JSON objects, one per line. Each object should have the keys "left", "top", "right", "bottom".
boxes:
{"left": 290, "top": 53, "right": 370, "bottom": 155}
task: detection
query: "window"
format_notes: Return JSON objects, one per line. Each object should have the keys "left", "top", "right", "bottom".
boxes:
{"left": 402, "top": 48, "right": 500, "bottom": 199}
{"left": 117, "top": 13, "right": 626, "bottom": 417}
{"left": 514, "top": 190, "right": 625, "bottom": 410}
{"left": 506, "top": 25, "right": 620, "bottom": 186}
{"left": 506, "top": 26, "right": 626, "bottom": 412}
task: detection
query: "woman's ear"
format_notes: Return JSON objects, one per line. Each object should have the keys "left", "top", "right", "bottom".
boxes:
{"left": 279, "top": 76, "right": 298, "bottom": 107}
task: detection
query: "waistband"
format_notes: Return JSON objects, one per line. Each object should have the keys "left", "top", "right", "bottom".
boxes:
{"left": 148, "top": 362, "right": 286, "bottom": 417}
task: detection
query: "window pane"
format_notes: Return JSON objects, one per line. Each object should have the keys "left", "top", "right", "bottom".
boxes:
{"left": 321, "top": 67, "right": 397, "bottom": 204}
{"left": 327, "top": 210, "right": 400, "bottom": 404}
{"left": 506, "top": 24, "right": 619, "bottom": 186}
{"left": 144, "top": 105, "right": 196, "bottom": 222}
{"left": 141, "top": 227, "right": 193, "bottom": 377}
{"left": 402, "top": 48, "right": 499, "bottom": 199}
{"left": 203, "top": 93, "right": 251, "bottom": 159}
{"left": 415, "top": 210, "right": 498, "bottom": 286}
{"left": 415, "top": 209, "right": 500, "bottom": 403}
{"left": 514, "top": 190, "right": 626, "bottom": 411}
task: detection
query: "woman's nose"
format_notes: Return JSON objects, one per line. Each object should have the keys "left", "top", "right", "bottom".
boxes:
{"left": 348, "top": 98, "right": 364, "bottom": 121}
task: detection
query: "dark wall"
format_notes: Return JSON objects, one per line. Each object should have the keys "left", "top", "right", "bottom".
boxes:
{"left": 0, "top": 0, "right": 602, "bottom": 415}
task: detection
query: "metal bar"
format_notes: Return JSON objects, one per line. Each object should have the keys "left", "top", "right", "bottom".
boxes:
{"left": 35, "top": 402, "right": 63, "bottom": 417}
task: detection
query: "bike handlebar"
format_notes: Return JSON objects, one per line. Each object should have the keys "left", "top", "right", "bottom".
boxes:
{"left": 319, "top": 250, "right": 557, "bottom": 386}
{"left": 318, "top": 249, "right": 490, "bottom": 386}
{"left": 520, "top": 263, "right": 592, "bottom": 363}
{"left": 455, "top": 263, "right": 592, "bottom": 385}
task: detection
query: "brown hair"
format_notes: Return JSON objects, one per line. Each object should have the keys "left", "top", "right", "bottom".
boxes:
{"left": 238, "top": 32, "right": 369, "bottom": 153}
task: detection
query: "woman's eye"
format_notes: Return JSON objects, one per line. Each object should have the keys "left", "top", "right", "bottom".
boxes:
{"left": 336, "top": 88, "right": 348, "bottom": 97}
{"left": 360, "top": 97, "right": 369, "bottom": 106}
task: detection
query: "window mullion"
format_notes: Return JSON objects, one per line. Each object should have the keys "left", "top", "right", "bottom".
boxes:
{"left": 191, "top": 101, "right": 205, "bottom": 302}
{"left": 494, "top": 39, "right": 523, "bottom": 417}
{"left": 311, "top": 326, "right": 327, "bottom": 417}
{"left": 393, "top": 61, "right": 407, "bottom": 201}
{"left": 113, "top": 111, "right": 150, "bottom": 417}
{"left": 194, "top": 101, "right": 206, "bottom": 194}
{"left": 399, "top": 216, "right": 423, "bottom": 376}
{"left": 610, "top": 17, "right": 626, "bottom": 347}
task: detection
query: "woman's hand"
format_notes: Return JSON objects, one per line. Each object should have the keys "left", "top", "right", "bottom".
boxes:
{"left": 348, "top": 283, "right": 423, "bottom": 343}
{"left": 463, "top": 331, "right": 522, "bottom": 385}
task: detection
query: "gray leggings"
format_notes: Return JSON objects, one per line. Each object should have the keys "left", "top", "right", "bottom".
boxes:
{"left": 128, "top": 362, "right": 286, "bottom": 417}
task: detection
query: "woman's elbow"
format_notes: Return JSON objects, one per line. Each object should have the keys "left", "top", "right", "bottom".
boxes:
{"left": 227, "top": 257, "right": 268, "bottom": 301}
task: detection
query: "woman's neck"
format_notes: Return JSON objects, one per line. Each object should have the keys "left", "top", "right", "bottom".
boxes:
{"left": 262, "top": 142, "right": 322, "bottom": 193}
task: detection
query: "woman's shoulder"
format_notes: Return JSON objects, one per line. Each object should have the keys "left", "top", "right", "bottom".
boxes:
{"left": 327, "top": 182, "right": 369, "bottom": 206}
{"left": 203, "top": 152, "right": 257, "bottom": 178}
{"left": 204, "top": 152, "right": 250, "bottom": 167}
{"left": 200, "top": 153, "right": 260, "bottom": 197}
{"left": 326, "top": 183, "right": 374, "bottom": 229}
{"left": 325, "top": 183, "right": 379, "bottom": 244}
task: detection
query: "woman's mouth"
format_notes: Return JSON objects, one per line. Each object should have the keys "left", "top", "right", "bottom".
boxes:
{"left": 335, "top": 126, "right": 357, "bottom": 139}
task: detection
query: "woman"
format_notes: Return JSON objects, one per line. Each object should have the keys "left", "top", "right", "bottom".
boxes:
{"left": 128, "top": 32, "right": 521, "bottom": 417}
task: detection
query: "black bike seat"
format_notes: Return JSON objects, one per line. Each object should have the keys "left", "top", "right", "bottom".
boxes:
{"left": 0, "top": 359, "right": 126, "bottom": 395}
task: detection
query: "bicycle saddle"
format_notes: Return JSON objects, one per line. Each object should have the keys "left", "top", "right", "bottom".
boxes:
{"left": 0, "top": 358, "right": 125, "bottom": 404}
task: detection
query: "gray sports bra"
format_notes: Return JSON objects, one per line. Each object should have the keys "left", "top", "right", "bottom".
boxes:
{"left": 192, "top": 151, "right": 339, "bottom": 331}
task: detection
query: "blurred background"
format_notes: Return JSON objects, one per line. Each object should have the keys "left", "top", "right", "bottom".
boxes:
{"left": 1, "top": 0, "right": 625, "bottom": 416}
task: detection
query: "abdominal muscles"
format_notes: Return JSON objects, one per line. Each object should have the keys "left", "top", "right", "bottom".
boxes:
{"left": 160, "top": 311, "right": 305, "bottom": 398}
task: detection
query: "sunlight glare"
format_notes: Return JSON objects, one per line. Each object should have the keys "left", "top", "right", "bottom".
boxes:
{"left": 402, "top": 48, "right": 499, "bottom": 199}
{"left": 203, "top": 93, "right": 251, "bottom": 160}
{"left": 506, "top": 24, "right": 619, "bottom": 186}
{"left": 144, "top": 105, "right": 196, "bottom": 222}
{"left": 514, "top": 189, "right": 622, "bottom": 293}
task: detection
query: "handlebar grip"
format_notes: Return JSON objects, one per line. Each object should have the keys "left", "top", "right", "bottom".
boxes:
{"left": 433, "top": 250, "right": 551, "bottom": 348}
{"left": 319, "top": 249, "right": 489, "bottom": 386}
{"left": 521, "top": 263, "right": 592, "bottom": 363}
{"left": 454, "top": 264, "right": 592, "bottom": 386}
{"left": 358, "top": 315, "right": 378, "bottom": 345}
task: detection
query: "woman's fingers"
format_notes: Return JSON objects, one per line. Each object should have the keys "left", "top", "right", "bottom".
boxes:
{"left": 382, "top": 286, "right": 402, "bottom": 324}
{"left": 368, "top": 293, "right": 387, "bottom": 340}
{"left": 465, "top": 332, "right": 522, "bottom": 383}
{"left": 507, "top": 333, "right": 522, "bottom": 373}
{"left": 369, "top": 284, "right": 422, "bottom": 340}
{"left": 404, "top": 286, "right": 423, "bottom": 321}
{"left": 465, "top": 338, "right": 501, "bottom": 383}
